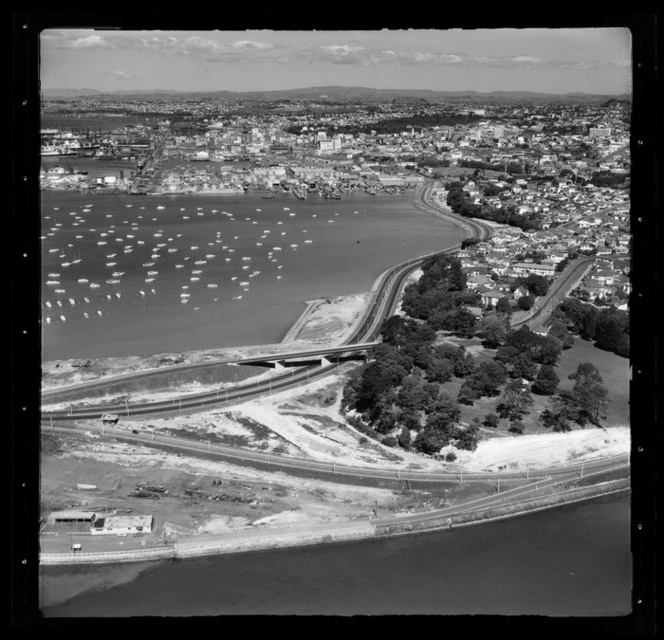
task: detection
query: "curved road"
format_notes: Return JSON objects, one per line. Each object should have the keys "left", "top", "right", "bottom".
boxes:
{"left": 41, "top": 182, "right": 491, "bottom": 420}
{"left": 511, "top": 256, "right": 595, "bottom": 329}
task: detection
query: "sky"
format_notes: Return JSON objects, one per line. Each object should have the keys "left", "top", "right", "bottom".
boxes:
{"left": 40, "top": 28, "right": 632, "bottom": 95}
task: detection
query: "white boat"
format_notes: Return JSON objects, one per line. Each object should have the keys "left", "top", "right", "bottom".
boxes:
{"left": 46, "top": 280, "right": 59, "bottom": 286}
{"left": 97, "top": 241, "right": 107, "bottom": 246}
{"left": 147, "top": 271, "right": 158, "bottom": 275}
{"left": 190, "top": 277, "right": 200, "bottom": 282}
{"left": 175, "top": 264, "right": 184, "bottom": 269}
{"left": 89, "top": 283, "right": 100, "bottom": 288}
{"left": 106, "top": 262, "right": 117, "bottom": 267}
{"left": 168, "top": 248, "right": 178, "bottom": 253}
{"left": 60, "top": 315, "right": 66, "bottom": 322}
{"left": 242, "top": 257, "right": 251, "bottom": 261}
{"left": 112, "top": 272, "right": 125, "bottom": 277}
{"left": 205, "top": 254, "right": 215, "bottom": 259}
{"left": 107, "top": 279, "right": 121, "bottom": 284}
{"left": 55, "top": 289, "right": 66, "bottom": 294}
{"left": 45, "top": 317, "right": 51, "bottom": 324}
{"left": 48, "top": 273, "right": 60, "bottom": 278}
{"left": 157, "top": 206, "right": 165, "bottom": 210}
{"left": 207, "top": 284, "right": 218, "bottom": 288}
{"left": 68, "top": 298, "right": 75, "bottom": 305}
{"left": 145, "top": 278, "right": 155, "bottom": 283}
{"left": 78, "top": 278, "right": 88, "bottom": 283}
{"left": 194, "top": 260, "right": 207, "bottom": 265}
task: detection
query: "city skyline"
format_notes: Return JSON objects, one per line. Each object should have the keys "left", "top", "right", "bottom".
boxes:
{"left": 40, "top": 28, "right": 632, "bottom": 95}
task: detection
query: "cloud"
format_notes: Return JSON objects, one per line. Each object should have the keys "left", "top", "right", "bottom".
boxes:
{"left": 110, "top": 69, "right": 142, "bottom": 80}
{"left": 41, "top": 30, "right": 280, "bottom": 62}
{"left": 40, "top": 31, "right": 630, "bottom": 71}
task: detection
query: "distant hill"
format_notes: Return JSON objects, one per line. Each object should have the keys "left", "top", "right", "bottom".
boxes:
{"left": 41, "top": 86, "right": 631, "bottom": 104}
{"left": 42, "top": 87, "right": 101, "bottom": 98}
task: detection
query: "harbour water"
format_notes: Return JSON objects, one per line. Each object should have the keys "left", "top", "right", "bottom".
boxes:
{"left": 40, "top": 493, "right": 632, "bottom": 617}
{"left": 40, "top": 190, "right": 465, "bottom": 360}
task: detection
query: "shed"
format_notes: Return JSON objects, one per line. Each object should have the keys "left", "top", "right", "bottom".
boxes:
{"left": 101, "top": 413, "right": 119, "bottom": 425}
{"left": 48, "top": 510, "right": 96, "bottom": 525}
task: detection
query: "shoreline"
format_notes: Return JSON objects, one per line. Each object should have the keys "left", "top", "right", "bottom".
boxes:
{"left": 40, "top": 182, "right": 463, "bottom": 389}
{"left": 39, "top": 478, "right": 629, "bottom": 569}
{"left": 39, "top": 484, "right": 629, "bottom": 608}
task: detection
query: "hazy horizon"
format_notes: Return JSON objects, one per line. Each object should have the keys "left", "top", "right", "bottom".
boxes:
{"left": 41, "top": 85, "right": 631, "bottom": 97}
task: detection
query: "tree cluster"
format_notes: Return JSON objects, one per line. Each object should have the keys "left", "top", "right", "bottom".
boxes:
{"left": 540, "top": 363, "right": 608, "bottom": 430}
{"left": 341, "top": 315, "right": 482, "bottom": 455}
{"left": 551, "top": 299, "right": 629, "bottom": 357}
{"left": 515, "top": 273, "right": 550, "bottom": 297}
{"left": 400, "top": 253, "right": 479, "bottom": 338}
{"left": 446, "top": 180, "right": 541, "bottom": 231}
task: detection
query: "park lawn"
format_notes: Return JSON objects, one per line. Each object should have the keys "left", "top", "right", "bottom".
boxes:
{"left": 556, "top": 338, "right": 630, "bottom": 427}
{"left": 439, "top": 336, "right": 629, "bottom": 438}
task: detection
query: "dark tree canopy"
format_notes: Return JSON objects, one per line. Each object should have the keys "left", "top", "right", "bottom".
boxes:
{"left": 532, "top": 364, "right": 560, "bottom": 395}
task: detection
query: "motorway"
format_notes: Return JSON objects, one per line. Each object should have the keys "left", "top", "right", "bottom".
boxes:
{"left": 41, "top": 182, "right": 491, "bottom": 421}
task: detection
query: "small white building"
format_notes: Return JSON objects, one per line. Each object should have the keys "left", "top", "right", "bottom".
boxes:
{"left": 91, "top": 515, "right": 154, "bottom": 536}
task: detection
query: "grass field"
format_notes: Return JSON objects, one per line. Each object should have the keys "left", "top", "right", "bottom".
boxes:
{"left": 446, "top": 336, "right": 630, "bottom": 435}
